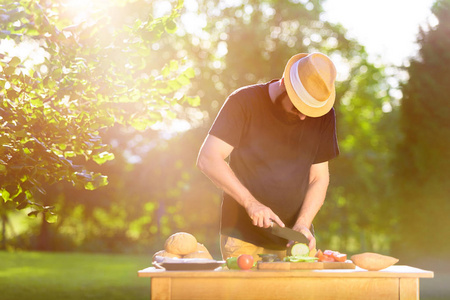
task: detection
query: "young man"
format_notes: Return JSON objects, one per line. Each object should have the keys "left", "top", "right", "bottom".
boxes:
{"left": 197, "top": 52, "right": 340, "bottom": 260}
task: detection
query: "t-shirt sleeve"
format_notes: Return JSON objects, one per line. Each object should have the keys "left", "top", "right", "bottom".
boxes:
{"left": 208, "top": 92, "right": 247, "bottom": 148}
{"left": 313, "top": 108, "right": 340, "bottom": 164}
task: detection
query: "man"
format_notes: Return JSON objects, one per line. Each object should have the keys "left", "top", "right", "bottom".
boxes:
{"left": 197, "top": 52, "right": 340, "bottom": 260}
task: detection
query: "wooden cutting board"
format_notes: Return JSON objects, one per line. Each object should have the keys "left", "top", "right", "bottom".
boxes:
{"left": 257, "top": 261, "right": 355, "bottom": 270}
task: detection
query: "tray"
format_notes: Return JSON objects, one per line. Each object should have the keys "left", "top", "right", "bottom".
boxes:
{"left": 153, "top": 258, "right": 225, "bottom": 271}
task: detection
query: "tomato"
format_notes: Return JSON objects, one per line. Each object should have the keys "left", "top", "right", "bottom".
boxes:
{"left": 332, "top": 252, "right": 347, "bottom": 262}
{"left": 317, "top": 250, "right": 333, "bottom": 262}
{"left": 316, "top": 249, "right": 347, "bottom": 262}
{"left": 321, "top": 254, "right": 336, "bottom": 262}
{"left": 316, "top": 249, "right": 324, "bottom": 260}
{"left": 237, "top": 254, "right": 254, "bottom": 270}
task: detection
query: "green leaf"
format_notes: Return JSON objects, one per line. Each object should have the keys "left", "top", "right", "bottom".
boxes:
{"left": 167, "top": 79, "right": 181, "bottom": 91}
{"left": 169, "top": 60, "right": 179, "bottom": 72}
{"left": 184, "top": 67, "right": 195, "bottom": 78}
{"left": 161, "top": 65, "right": 170, "bottom": 77}
{"left": 84, "top": 174, "right": 108, "bottom": 190}
{"left": 130, "top": 118, "right": 153, "bottom": 131}
{"left": 9, "top": 56, "right": 21, "bottom": 67}
{"left": 177, "top": 74, "right": 190, "bottom": 86}
{"left": 5, "top": 66, "right": 16, "bottom": 76}
{"left": 93, "top": 151, "right": 115, "bottom": 165}
{"left": 185, "top": 95, "right": 200, "bottom": 107}
{"left": 0, "top": 164, "right": 6, "bottom": 175}
{"left": 64, "top": 151, "right": 76, "bottom": 158}
{"left": 165, "top": 20, "right": 177, "bottom": 34}
{"left": 30, "top": 97, "right": 44, "bottom": 107}
{"left": 175, "top": 0, "right": 184, "bottom": 10}
{"left": 0, "top": 189, "right": 10, "bottom": 202}
{"left": 45, "top": 212, "right": 58, "bottom": 223}
{"left": 166, "top": 110, "right": 176, "bottom": 119}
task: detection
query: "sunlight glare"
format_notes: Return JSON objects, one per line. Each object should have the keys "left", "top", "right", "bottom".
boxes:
{"left": 180, "top": 0, "right": 207, "bottom": 36}
{"left": 322, "top": 0, "right": 435, "bottom": 65}
{"left": 153, "top": 0, "right": 173, "bottom": 18}
{"left": 62, "top": 0, "right": 109, "bottom": 23}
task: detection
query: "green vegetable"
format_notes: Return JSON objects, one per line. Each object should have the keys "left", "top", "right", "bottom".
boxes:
{"left": 226, "top": 257, "right": 240, "bottom": 269}
{"left": 283, "top": 255, "right": 319, "bottom": 262}
{"left": 289, "top": 243, "right": 310, "bottom": 256}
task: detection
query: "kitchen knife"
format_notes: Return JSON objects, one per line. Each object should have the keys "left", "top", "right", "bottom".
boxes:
{"left": 271, "top": 223, "right": 309, "bottom": 244}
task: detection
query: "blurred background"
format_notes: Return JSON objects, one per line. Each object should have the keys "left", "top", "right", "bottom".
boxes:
{"left": 1, "top": 0, "right": 449, "bottom": 299}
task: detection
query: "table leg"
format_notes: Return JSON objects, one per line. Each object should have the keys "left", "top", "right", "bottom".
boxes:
{"left": 151, "top": 277, "right": 171, "bottom": 300}
{"left": 399, "top": 278, "right": 419, "bottom": 300}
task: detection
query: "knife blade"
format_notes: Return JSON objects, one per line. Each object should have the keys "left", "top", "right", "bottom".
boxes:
{"left": 271, "top": 223, "right": 309, "bottom": 244}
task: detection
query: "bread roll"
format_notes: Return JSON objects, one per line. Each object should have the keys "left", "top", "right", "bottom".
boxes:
{"left": 152, "top": 250, "right": 182, "bottom": 262}
{"left": 351, "top": 252, "right": 399, "bottom": 271}
{"left": 196, "top": 243, "right": 210, "bottom": 253}
{"left": 183, "top": 251, "right": 213, "bottom": 259}
{"left": 164, "top": 232, "right": 197, "bottom": 255}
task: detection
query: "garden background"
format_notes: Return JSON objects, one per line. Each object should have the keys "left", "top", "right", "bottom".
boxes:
{"left": 1, "top": 0, "right": 449, "bottom": 299}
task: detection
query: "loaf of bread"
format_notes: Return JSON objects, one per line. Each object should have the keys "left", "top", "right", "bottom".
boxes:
{"left": 164, "top": 232, "right": 198, "bottom": 255}
{"left": 197, "top": 243, "right": 210, "bottom": 253}
{"left": 183, "top": 251, "right": 213, "bottom": 259}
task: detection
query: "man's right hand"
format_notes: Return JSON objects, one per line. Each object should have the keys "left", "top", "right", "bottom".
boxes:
{"left": 245, "top": 201, "right": 285, "bottom": 228}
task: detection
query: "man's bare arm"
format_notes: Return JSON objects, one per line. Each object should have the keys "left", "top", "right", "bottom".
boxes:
{"left": 197, "top": 134, "right": 284, "bottom": 228}
{"left": 289, "top": 161, "right": 330, "bottom": 250}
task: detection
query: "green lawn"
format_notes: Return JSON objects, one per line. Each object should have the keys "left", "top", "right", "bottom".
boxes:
{"left": 1, "top": 251, "right": 448, "bottom": 300}
{"left": 0, "top": 251, "right": 151, "bottom": 300}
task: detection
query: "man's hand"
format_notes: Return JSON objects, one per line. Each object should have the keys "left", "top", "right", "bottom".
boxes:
{"left": 286, "top": 224, "right": 316, "bottom": 251}
{"left": 245, "top": 201, "right": 285, "bottom": 228}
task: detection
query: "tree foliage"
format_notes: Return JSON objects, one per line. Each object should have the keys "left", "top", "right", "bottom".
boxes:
{"left": 392, "top": 0, "right": 450, "bottom": 259}
{"left": 0, "top": 0, "right": 197, "bottom": 219}
{"left": 2, "top": 0, "right": 400, "bottom": 255}
{"left": 170, "top": 0, "right": 397, "bottom": 252}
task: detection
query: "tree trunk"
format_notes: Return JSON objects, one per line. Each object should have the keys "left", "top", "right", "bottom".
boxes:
{"left": 37, "top": 213, "right": 50, "bottom": 251}
{"left": 1, "top": 212, "right": 6, "bottom": 250}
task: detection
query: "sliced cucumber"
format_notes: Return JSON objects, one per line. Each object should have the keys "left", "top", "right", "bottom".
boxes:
{"left": 290, "top": 243, "right": 310, "bottom": 256}
{"left": 283, "top": 255, "right": 319, "bottom": 262}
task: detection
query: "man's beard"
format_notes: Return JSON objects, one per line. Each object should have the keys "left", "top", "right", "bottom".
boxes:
{"left": 274, "top": 91, "right": 300, "bottom": 123}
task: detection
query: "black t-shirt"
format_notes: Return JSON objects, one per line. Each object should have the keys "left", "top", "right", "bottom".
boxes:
{"left": 209, "top": 80, "right": 339, "bottom": 249}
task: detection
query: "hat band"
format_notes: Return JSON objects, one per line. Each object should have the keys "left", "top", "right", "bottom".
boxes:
{"left": 290, "top": 60, "right": 327, "bottom": 108}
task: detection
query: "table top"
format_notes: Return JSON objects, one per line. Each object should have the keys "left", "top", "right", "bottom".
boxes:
{"left": 138, "top": 265, "right": 434, "bottom": 279}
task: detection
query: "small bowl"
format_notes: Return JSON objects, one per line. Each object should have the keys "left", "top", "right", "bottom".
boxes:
{"left": 351, "top": 252, "right": 399, "bottom": 271}
{"left": 258, "top": 254, "right": 280, "bottom": 262}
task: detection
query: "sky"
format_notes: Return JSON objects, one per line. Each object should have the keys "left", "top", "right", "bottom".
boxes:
{"left": 176, "top": 0, "right": 438, "bottom": 67}
{"left": 322, "top": 0, "right": 438, "bottom": 66}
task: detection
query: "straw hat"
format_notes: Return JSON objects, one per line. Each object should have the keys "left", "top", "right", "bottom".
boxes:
{"left": 283, "top": 52, "right": 337, "bottom": 117}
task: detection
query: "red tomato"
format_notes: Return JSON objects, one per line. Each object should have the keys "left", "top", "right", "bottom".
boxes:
{"left": 316, "top": 249, "right": 324, "bottom": 260}
{"left": 332, "top": 252, "right": 347, "bottom": 262}
{"left": 321, "top": 254, "right": 335, "bottom": 262}
{"left": 318, "top": 250, "right": 348, "bottom": 262}
{"left": 237, "top": 254, "right": 254, "bottom": 270}
{"left": 316, "top": 249, "right": 333, "bottom": 262}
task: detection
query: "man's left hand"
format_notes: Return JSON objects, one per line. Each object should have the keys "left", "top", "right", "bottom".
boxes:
{"left": 286, "top": 224, "right": 316, "bottom": 251}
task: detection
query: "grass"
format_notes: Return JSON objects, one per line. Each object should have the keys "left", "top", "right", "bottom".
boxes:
{"left": 1, "top": 251, "right": 449, "bottom": 300}
{"left": 0, "top": 251, "right": 151, "bottom": 300}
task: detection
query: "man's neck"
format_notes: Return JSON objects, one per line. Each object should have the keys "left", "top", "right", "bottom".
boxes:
{"left": 268, "top": 79, "right": 284, "bottom": 103}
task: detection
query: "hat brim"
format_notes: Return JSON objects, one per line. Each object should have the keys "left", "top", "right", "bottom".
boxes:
{"left": 283, "top": 53, "right": 335, "bottom": 118}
